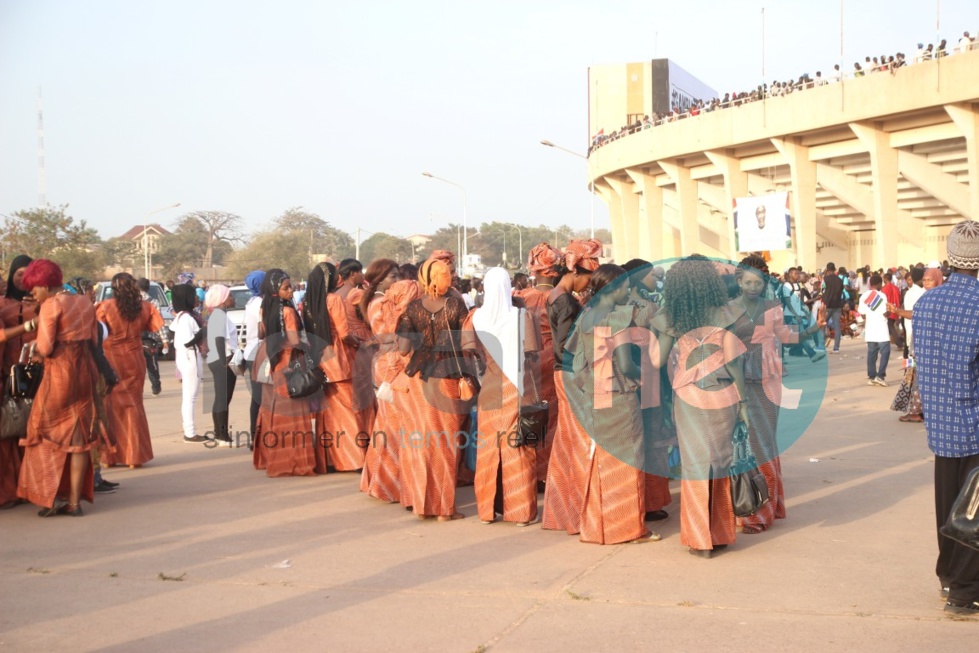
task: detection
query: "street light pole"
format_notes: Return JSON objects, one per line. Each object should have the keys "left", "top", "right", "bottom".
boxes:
{"left": 142, "top": 202, "right": 181, "bottom": 280}
{"left": 422, "top": 172, "right": 468, "bottom": 275}
{"left": 540, "top": 139, "right": 595, "bottom": 239}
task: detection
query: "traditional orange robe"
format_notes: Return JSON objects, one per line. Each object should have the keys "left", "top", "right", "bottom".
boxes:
{"left": 359, "top": 294, "right": 408, "bottom": 502}
{"left": 462, "top": 311, "right": 539, "bottom": 524}
{"left": 314, "top": 293, "right": 373, "bottom": 472}
{"left": 17, "top": 294, "right": 101, "bottom": 508}
{"left": 96, "top": 300, "right": 162, "bottom": 467}
{"left": 0, "top": 298, "right": 36, "bottom": 506}
{"left": 514, "top": 287, "right": 558, "bottom": 483}
{"left": 253, "top": 307, "right": 317, "bottom": 477}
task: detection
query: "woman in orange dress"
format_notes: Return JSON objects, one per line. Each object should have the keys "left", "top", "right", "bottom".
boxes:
{"left": 542, "top": 239, "right": 601, "bottom": 534}
{"left": 97, "top": 273, "right": 163, "bottom": 468}
{"left": 514, "top": 243, "right": 562, "bottom": 484}
{"left": 396, "top": 259, "right": 470, "bottom": 521}
{"left": 252, "top": 269, "right": 317, "bottom": 477}
{"left": 357, "top": 260, "right": 406, "bottom": 501}
{"left": 17, "top": 259, "right": 105, "bottom": 516}
{"left": 565, "top": 265, "right": 658, "bottom": 544}
{"left": 651, "top": 257, "right": 749, "bottom": 558}
{"left": 305, "top": 261, "right": 372, "bottom": 472}
{"left": 463, "top": 267, "right": 540, "bottom": 525}
{"left": 0, "top": 255, "right": 37, "bottom": 509}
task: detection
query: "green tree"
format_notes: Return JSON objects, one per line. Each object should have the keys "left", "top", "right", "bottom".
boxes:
{"left": 359, "top": 232, "right": 414, "bottom": 263}
{"left": 225, "top": 207, "right": 354, "bottom": 280}
{"left": 1, "top": 205, "right": 104, "bottom": 280}
{"left": 175, "top": 210, "right": 244, "bottom": 268}
{"left": 152, "top": 216, "right": 233, "bottom": 280}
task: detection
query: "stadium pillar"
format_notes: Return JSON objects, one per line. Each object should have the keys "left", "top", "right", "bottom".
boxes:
{"left": 657, "top": 160, "right": 699, "bottom": 257}
{"left": 771, "top": 138, "right": 818, "bottom": 271}
{"left": 849, "top": 122, "right": 902, "bottom": 268}
{"left": 945, "top": 103, "right": 979, "bottom": 220}
{"left": 705, "top": 150, "right": 748, "bottom": 261}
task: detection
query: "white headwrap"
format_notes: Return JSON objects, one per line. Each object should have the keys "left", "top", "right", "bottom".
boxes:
{"left": 471, "top": 267, "right": 524, "bottom": 394}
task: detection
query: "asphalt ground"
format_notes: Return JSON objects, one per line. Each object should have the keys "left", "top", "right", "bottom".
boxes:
{"left": 1, "top": 337, "right": 975, "bottom": 651}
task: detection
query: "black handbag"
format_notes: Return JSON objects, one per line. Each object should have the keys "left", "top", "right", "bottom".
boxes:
{"left": 284, "top": 348, "right": 327, "bottom": 399}
{"left": 515, "top": 366, "right": 548, "bottom": 449}
{"left": 940, "top": 467, "right": 979, "bottom": 552}
{"left": 730, "top": 420, "right": 770, "bottom": 517}
{"left": 10, "top": 343, "right": 43, "bottom": 400}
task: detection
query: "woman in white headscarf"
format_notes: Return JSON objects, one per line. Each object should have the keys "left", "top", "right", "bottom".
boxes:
{"left": 462, "top": 267, "right": 541, "bottom": 525}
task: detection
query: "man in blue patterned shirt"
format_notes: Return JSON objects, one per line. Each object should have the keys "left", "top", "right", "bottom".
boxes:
{"left": 914, "top": 219, "right": 979, "bottom": 617}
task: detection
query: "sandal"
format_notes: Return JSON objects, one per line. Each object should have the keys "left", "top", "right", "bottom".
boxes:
{"left": 739, "top": 524, "right": 765, "bottom": 535}
{"left": 899, "top": 413, "right": 924, "bottom": 423}
{"left": 56, "top": 503, "right": 84, "bottom": 517}
{"left": 437, "top": 512, "right": 465, "bottom": 522}
{"left": 626, "top": 531, "right": 661, "bottom": 543}
{"left": 38, "top": 501, "right": 67, "bottom": 518}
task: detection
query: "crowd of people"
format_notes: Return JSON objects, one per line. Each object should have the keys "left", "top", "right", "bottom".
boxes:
{"left": 588, "top": 29, "right": 977, "bottom": 154}
{"left": 1, "top": 219, "right": 978, "bottom": 614}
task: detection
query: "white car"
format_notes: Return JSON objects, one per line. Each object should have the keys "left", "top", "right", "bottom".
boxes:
{"left": 227, "top": 285, "right": 251, "bottom": 349}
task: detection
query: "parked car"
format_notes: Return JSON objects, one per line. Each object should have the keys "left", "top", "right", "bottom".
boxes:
{"left": 227, "top": 285, "right": 251, "bottom": 349}
{"left": 94, "top": 280, "right": 175, "bottom": 360}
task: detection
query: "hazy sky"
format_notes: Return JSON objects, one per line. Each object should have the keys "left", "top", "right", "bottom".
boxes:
{"left": 1, "top": 0, "right": 976, "bottom": 244}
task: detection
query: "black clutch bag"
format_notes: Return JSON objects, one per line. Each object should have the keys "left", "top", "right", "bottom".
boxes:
{"left": 940, "top": 467, "right": 979, "bottom": 552}
{"left": 730, "top": 421, "right": 770, "bottom": 517}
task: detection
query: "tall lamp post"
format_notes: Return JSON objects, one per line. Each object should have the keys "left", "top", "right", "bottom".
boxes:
{"left": 422, "top": 172, "right": 468, "bottom": 274}
{"left": 502, "top": 222, "right": 523, "bottom": 269}
{"left": 540, "top": 139, "right": 595, "bottom": 239}
{"left": 143, "top": 202, "right": 181, "bottom": 279}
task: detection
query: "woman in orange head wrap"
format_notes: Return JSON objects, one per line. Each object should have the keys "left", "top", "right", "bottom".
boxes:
{"left": 395, "top": 258, "right": 471, "bottom": 521}
{"left": 516, "top": 242, "right": 564, "bottom": 483}
{"left": 541, "top": 238, "right": 601, "bottom": 534}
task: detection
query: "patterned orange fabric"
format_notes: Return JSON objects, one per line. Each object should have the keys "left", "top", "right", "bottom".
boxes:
{"left": 541, "top": 371, "right": 591, "bottom": 534}
{"left": 514, "top": 288, "right": 557, "bottom": 482}
{"left": 564, "top": 239, "right": 602, "bottom": 272}
{"left": 526, "top": 242, "right": 563, "bottom": 277}
{"left": 463, "top": 311, "right": 538, "bottom": 524}
{"left": 253, "top": 306, "right": 317, "bottom": 477}
{"left": 0, "top": 297, "right": 34, "bottom": 506}
{"left": 315, "top": 293, "right": 373, "bottom": 472}
{"left": 359, "top": 288, "right": 416, "bottom": 502}
{"left": 400, "top": 375, "right": 464, "bottom": 517}
{"left": 17, "top": 293, "right": 100, "bottom": 508}
{"left": 97, "top": 300, "right": 163, "bottom": 466}
{"left": 428, "top": 249, "right": 456, "bottom": 266}
{"left": 644, "top": 474, "right": 672, "bottom": 511}
{"left": 737, "top": 458, "right": 785, "bottom": 531}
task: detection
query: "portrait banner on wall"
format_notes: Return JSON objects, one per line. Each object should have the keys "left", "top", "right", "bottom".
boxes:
{"left": 733, "top": 192, "right": 792, "bottom": 253}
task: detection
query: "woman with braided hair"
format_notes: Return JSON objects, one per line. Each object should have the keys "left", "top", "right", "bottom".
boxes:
{"left": 253, "top": 269, "right": 317, "bottom": 477}
{"left": 651, "top": 256, "right": 750, "bottom": 558}
{"left": 97, "top": 272, "right": 163, "bottom": 468}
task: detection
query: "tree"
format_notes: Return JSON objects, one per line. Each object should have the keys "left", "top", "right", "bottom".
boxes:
{"left": 177, "top": 210, "right": 245, "bottom": 268}
{"left": 224, "top": 207, "right": 354, "bottom": 280}
{"left": 271, "top": 207, "right": 354, "bottom": 262}
{"left": 1, "top": 205, "right": 105, "bottom": 280}
{"left": 150, "top": 216, "right": 232, "bottom": 280}
{"left": 359, "top": 232, "right": 414, "bottom": 263}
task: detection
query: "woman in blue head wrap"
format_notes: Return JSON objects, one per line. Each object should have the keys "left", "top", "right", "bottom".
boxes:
{"left": 243, "top": 270, "right": 266, "bottom": 441}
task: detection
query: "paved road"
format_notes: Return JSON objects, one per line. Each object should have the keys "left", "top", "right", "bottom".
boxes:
{"left": 1, "top": 339, "right": 975, "bottom": 651}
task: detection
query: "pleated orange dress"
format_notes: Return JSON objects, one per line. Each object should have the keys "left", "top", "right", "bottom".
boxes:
{"left": 542, "top": 291, "right": 591, "bottom": 534}
{"left": 462, "top": 310, "right": 540, "bottom": 524}
{"left": 514, "top": 287, "right": 558, "bottom": 483}
{"left": 396, "top": 295, "right": 469, "bottom": 518}
{"left": 314, "top": 292, "right": 372, "bottom": 472}
{"left": 96, "top": 300, "right": 162, "bottom": 467}
{"left": 17, "top": 293, "right": 104, "bottom": 508}
{"left": 652, "top": 312, "right": 739, "bottom": 552}
{"left": 567, "top": 308, "right": 649, "bottom": 544}
{"left": 252, "top": 307, "right": 317, "bottom": 477}
{"left": 359, "top": 291, "right": 410, "bottom": 502}
{"left": 0, "top": 297, "right": 36, "bottom": 507}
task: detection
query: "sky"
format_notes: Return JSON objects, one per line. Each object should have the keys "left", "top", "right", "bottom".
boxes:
{"left": 1, "top": 0, "right": 976, "bottom": 245}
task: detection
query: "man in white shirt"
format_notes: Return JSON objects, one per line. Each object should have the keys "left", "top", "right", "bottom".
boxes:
{"left": 858, "top": 274, "right": 891, "bottom": 386}
{"left": 958, "top": 32, "right": 973, "bottom": 55}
